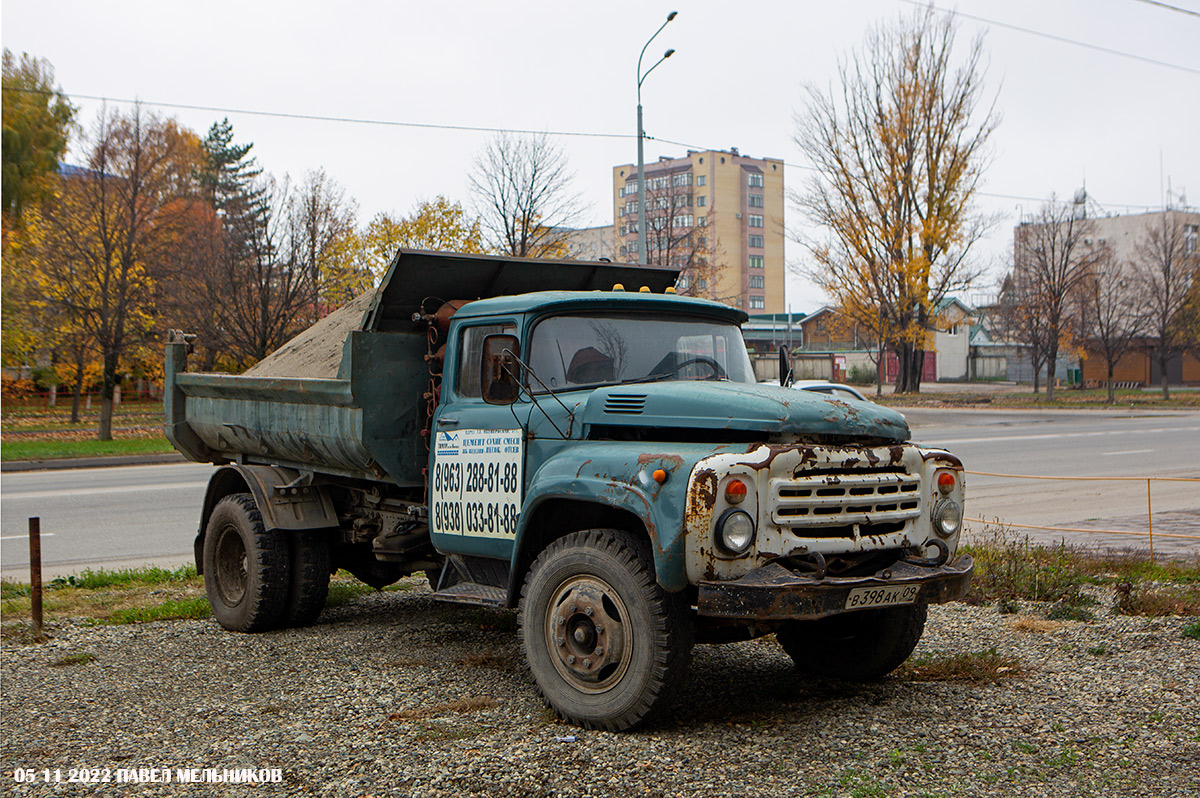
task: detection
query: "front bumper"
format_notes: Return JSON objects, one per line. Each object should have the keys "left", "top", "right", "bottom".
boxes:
{"left": 696, "top": 554, "right": 974, "bottom": 621}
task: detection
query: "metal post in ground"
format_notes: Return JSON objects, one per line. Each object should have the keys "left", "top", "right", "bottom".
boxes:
{"left": 1146, "top": 479, "right": 1154, "bottom": 566}
{"left": 29, "top": 516, "right": 46, "bottom": 642}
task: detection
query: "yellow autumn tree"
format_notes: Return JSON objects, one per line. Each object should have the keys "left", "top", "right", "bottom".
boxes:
{"left": 28, "top": 106, "right": 202, "bottom": 439}
{"left": 356, "top": 196, "right": 488, "bottom": 281}
{"left": 795, "top": 8, "right": 997, "bottom": 392}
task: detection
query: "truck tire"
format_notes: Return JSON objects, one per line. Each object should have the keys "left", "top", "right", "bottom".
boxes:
{"left": 776, "top": 603, "right": 927, "bottom": 681}
{"left": 282, "top": 531, "right": 331, "bottom": 628}
{"left": 203, "top": 493, "right": 289, "bottom": 633}
{"left": 519, "top": 529, "right": 693, "bottom": 731}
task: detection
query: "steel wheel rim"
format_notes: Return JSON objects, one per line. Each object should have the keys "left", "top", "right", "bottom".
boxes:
{"left": 213, "top": 523, "right": 248, "bottom": 606}
{"left": 544, "top": 574, "right": 632, "bottom": 694}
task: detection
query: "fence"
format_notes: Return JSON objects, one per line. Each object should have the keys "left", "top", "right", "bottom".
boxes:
{"left": 962, "top": 470, "right": 1200, "bottom": 563}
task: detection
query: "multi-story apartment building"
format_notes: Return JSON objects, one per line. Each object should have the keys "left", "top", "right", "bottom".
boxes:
{"left": 1009, "top": 204, "right": 1200, "bottom": 386}
{"left": 611, "top": 149, "right": 785, "bottom": 313}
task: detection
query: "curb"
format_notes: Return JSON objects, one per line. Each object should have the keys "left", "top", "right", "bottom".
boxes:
{"left": 1, "top": 452, "right": 189, "bottom": 473}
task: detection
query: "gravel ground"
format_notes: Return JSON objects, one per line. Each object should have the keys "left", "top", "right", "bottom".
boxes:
{"left": 2, "top": 583, "right": 1198, "bottom": 798}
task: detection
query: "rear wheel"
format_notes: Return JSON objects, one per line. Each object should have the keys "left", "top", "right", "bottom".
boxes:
{"left": 203, "top": 493, "right": 289, "bottom": 632}
{"left": 776, "top": 603, "right": 927, "bottom": 681}
{"left": 282, "top": 530, "right": 331, "bottom": 628}
{"left": 520, "top": 529, "right": 693, "bottom": 731}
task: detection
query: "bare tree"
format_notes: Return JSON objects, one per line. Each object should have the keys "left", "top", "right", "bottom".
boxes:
{"left": 1078, "top": 246, "right": 1146, "bottom": 403}
{"left": 794, "top": 7, "right": 997, "bottom": 393}
{"left": 993, "top": 270, "right": 1051, "bottom": 394}
{"left": 290, "top": 168, "right": 358, "bottom": 316}
{"left": 215, "top": 175, "right": 316, "bottom": 367}
{"left": 469, "top": 132, "right": 585, "bottom": 258}
{"left": 1011, "top": 196, "right": 1100, "bottom": 399}
{"left": 1135, "top": 211, "right": 1198, "bottom": 399}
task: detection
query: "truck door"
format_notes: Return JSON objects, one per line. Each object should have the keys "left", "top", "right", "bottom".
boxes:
{"left": 430, "top": 321, "right": 527, "bottom": 561}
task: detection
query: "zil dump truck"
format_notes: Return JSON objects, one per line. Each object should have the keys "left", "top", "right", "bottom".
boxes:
{"left": 165, "top": 249, "right": 972, "bottom": 731}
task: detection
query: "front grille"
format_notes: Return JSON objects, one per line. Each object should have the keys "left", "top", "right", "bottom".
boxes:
{"left": 769, "top": 472, "right": 921, "bottom": 528}
{"left": 604, "top": 394, "right": 647, "bottom": 415}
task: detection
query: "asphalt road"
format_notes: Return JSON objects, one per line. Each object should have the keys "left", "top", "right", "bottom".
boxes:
{"left": 904, "top": 407, "right": 1200, "bottom": 556}
{"left": 1, "top": 462, "right": 212, "bottom": 580}
{"left": 2, "top": 408, "right": 1197, "bottom": 579}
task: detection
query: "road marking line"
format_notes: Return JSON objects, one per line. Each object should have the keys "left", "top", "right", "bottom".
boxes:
{"left": 5, "top": 482, "right": 208, "bottom": 500}
{"left": 933, "top": 426, "right": 1200, "bottom": 445}
{"left": 0, "top": 533, "right": 56, "bottom": 540}
{"left": 1101, "top": 449, "right": 1155, "bottom": 456}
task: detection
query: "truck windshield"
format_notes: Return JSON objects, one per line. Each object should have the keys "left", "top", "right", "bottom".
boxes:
{"left": 528, "top": 314, "right": 755, "bottom": 391}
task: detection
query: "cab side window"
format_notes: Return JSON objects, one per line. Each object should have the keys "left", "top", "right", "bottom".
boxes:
{"left": 458, "top": 324, "right": 516, "bottom": 398}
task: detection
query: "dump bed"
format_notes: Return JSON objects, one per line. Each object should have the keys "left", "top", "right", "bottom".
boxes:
{"left": 165, "top": 250, "right": 678, "bottom": 485}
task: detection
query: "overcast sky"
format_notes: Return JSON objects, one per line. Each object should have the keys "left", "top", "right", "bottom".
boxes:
{"left": 4, "top": 0, "right": 1197, "bottom": 313}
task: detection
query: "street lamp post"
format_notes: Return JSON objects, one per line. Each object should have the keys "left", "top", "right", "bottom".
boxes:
{"left": 637, "top": 11, "right": 677, "bottom": 266}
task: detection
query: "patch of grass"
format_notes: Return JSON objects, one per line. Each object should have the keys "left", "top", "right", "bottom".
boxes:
{"left": 51, "top": 564, "right": 198, "bottom": 590}
{"left": 964, "top": 532, "right": 1091, "bottom": 607}
{"left": 3, "top": 565, "right": 206, "bottom": 626}
{"left": 1044, "top": 601, "right": 1095, "bottom": 622}
{"left": 879, "top": 387, "right": 1200, "bottom": 410}
{"left": 51, "top": 652, "right": 97, "bottom": 667}
{"left": 1183, "top": 621, "right": 1200, "bottom": 640}
{"left": 1009, "top": 617, "right": 1062, "bottom": 634}
{"left": 1, "top": 436, "right": 176, "bottom": 461}
{"left": 324, "top": 581, "right": 379, "bottom": 608}
{"left": 963, "top": 528, "right": 1200, "bottom": 619}
{"left": 1085, "top": 645, "right": 1112, "bottom": 656}
{"left": 898, "top": 647, "right": 1027, "bottom": 684}
{"left": 104, "top": 596, "right": 211, "bottom": 624}
{"left": 0, "top": 581, "right": 31, "bottom": 599}
{"left": 1114, "top": 582, "right": 1200, "bottom": 616}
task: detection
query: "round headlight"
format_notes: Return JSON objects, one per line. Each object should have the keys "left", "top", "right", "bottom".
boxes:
{"left": 933, "top": 500, "right": 962, "bottom": 538}
{"left": 716, "top": 509, "right": 755, "bottom": 555}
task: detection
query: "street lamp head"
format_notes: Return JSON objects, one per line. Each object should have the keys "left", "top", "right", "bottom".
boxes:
{"left": 664, "top": 48, "right": 675, "bottom": 59}
{"left": 667, "top": 11, "right": 677, "bottom": 21}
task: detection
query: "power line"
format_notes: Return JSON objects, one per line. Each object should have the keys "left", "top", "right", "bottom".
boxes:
{"left": 2, "top": 88, "right": 1171, "bottom": 212}
{"left": 0, "top": 86, "right": 635, "bottom": 141}
{"left": 1132, "top": 0, "right": 1200, "bottom": 18}
{"left": 898, "top": 0, "right": 1200, "bottom": 76}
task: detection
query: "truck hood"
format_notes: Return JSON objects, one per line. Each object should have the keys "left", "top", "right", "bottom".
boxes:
{"left": 582, "top": 381, "right": 909, "bottom": 442}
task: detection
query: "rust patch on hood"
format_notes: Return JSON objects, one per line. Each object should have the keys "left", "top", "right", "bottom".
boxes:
{"left": 638, "top": 453, "right": 685, "bottom": 468}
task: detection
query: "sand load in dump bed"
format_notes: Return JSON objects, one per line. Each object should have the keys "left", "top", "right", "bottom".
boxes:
{"left": 165, "top": 250, "right": 678, "bottom": 485}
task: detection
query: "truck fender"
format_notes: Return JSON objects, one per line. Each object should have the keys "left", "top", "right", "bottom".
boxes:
{"left": 195, "top": 464, "right": 339, "bottom": 573}
{"left": 505, "top": 475, "right": 687, "bottom": 605}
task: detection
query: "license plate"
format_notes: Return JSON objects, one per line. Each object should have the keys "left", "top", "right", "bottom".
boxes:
{"left": 845, "top": 585, "right": 920, "bottom": 610}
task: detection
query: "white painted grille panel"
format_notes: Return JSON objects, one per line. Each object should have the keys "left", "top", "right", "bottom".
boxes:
{"left": 769, "top": 472, "right": 921, "bottom": 527}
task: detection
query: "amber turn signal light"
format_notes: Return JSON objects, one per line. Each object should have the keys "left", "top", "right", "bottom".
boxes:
{"left": 725, "top": 478, "right": 748, "bottom": 504}
{"left": 937, "top": 471, "right": 956, "bottom": 494}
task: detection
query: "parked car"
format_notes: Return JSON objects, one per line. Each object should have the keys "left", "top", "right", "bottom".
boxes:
{"left": 758, "top": 378, "right": 872, "bottom": 402}
{"left": 791, "top": 380, "right": 871, "bottom": 402}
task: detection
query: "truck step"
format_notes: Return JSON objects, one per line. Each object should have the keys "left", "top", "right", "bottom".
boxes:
{"left": 431, "top": 582, "right": 506, "bottom": 607}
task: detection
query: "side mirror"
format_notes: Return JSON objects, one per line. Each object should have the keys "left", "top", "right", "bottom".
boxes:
{"left": 481, "top": 334, "right": 521, "bottom": 405}
{"left": 779, "top": 345, "right": 794, "bottom": 388}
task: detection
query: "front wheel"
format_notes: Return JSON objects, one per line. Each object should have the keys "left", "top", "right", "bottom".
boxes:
{"left": 776, "top": 603, "right": 927, "bottom": 681}
{"left": 520, "top": 529, "right": 693, "bottom": 731}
